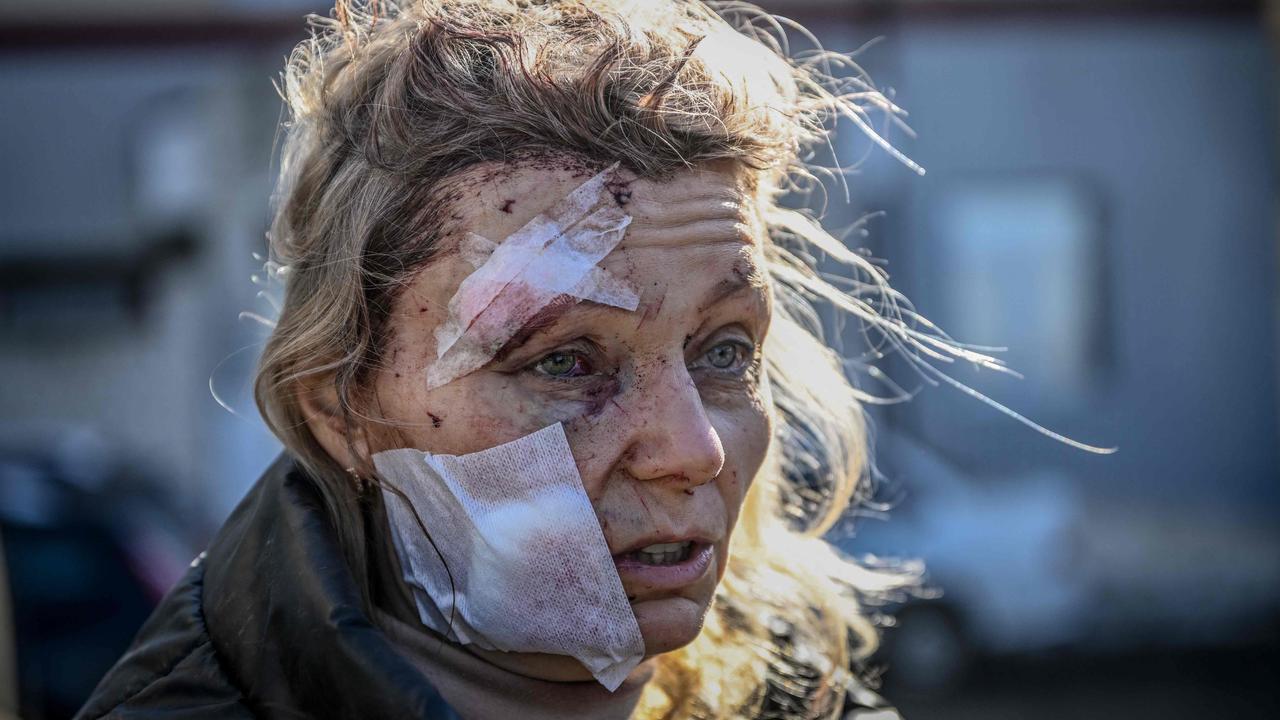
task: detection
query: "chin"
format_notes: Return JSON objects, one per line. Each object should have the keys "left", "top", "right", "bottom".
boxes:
{"left": 632, "top": 595, "right": 712, "bottom": 656}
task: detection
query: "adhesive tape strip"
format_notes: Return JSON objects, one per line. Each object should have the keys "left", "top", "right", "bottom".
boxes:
{"left": 427, "top": 163, "right": 639, "bottom": 389}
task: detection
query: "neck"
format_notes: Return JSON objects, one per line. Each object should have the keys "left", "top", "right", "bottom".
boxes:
{"left": 463, "top": 645, "right": 655, "bottom": 685}
{"left": 464, "top": 646, "right": 595, "bottom": 682}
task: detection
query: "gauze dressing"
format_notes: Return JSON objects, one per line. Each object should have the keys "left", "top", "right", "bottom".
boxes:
{"left": 372, "top": 423, "right": 645, "bottom": 691}
{"left": 426, "top": 162, "right": 639, "bottom": 389}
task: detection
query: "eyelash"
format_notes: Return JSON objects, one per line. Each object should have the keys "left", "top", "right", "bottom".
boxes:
{"left": 522, "top": 336, "right": 757, "bottom": 382}
{"left": 529, "top": 349, "right": 595, "bottom": 380}
{"left": 691, "top": 339, "right": 756, "bottom": 375}
{"left": 522, "top": 339, "right": 600, "bottom": 381}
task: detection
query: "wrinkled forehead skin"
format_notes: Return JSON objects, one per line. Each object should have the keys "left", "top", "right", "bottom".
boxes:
{"left": 429, "top": 155, "right": 767, "bottom": 311}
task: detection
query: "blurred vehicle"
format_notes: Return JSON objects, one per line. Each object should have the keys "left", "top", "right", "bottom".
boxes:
{"left": 0, "top": 427, "right": 200, "bottom": 720}
{"left": 844, "top": 434, "right": 1280, "bottom": 691}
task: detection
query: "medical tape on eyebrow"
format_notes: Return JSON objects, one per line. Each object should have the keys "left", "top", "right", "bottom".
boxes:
{"left": 426, "top": 163, "right": 640, "bottom": 389}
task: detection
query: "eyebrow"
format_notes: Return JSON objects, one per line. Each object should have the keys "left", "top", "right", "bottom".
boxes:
{"left": 698, "top": 274, "right": 750, "bottom": 314}
{"left": 696, "top": 261, "right": 769, "bottom": 315}
{"left": 490, "top": 296, "right": 610, "bottom": 362}
{"left": 491, "top": 265, "right": 765, "bottom": 363}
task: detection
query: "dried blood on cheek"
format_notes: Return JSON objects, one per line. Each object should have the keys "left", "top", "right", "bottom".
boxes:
{"left": 582, "top": 376, "right": 622, "bottom": 417}
{"left": 557, "top": 374, "right": 624, "bottom": 439}
{"left": 626, "top": 470, "right": 658, "bottom": 524}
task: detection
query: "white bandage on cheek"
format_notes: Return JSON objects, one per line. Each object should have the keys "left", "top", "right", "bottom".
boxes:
{"left": 372, "top": 423, "right": 646, "bottom": 691}
{"left": 426, "top": 162, "right": 640, "bottom": 389}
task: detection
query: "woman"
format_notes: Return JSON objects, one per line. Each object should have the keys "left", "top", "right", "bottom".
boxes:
{"left": 76, "top": 1, "right": 987, "bottom": 717}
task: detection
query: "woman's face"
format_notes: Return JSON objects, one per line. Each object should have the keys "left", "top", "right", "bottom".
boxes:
{"left": 363, "top": 158, "right": 773, "bottom": 667}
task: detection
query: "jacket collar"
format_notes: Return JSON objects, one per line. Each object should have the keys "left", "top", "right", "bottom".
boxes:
{"left": 201, "top": 455, "right": 451, "bottom": 719}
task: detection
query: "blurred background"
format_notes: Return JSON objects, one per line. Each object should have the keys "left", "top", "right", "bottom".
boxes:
{"left": 0, "top": 0, "right": 1275, "bottom": 718}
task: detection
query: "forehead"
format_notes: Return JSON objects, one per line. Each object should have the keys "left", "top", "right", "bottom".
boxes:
{"left": 441, "top": 157, "right": 761, "bottom": 255}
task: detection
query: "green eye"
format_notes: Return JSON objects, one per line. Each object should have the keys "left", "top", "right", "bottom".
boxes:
{"left": 706, "top": 341, "right": 744, "bottom": 370}
{"left": 534, "top": 351, "right": 585, "bottom": 378}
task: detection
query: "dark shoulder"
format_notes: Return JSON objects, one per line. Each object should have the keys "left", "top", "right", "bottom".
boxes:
{"left": 74, "top": 554, "right": 253, "bottom": 720}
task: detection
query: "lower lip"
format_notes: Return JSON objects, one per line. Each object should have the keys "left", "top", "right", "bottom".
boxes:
{"left": 612, "top": 542, "right": 715, "bottom": 591}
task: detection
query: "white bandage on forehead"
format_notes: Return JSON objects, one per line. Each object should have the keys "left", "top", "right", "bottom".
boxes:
{"left": 372, "top": 423, "right": 646, "bottom": 691}
{"left": 427, "top": 162, "right": 640, "bottom": 389}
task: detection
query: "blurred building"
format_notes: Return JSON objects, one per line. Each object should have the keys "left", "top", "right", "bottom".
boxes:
{"left": 0, "top": 0, "right": 1275, "bottom": 718}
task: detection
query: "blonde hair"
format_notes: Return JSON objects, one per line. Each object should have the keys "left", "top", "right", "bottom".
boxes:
{"left": 253, "top": 1, "right": 1000, "bottom": 716}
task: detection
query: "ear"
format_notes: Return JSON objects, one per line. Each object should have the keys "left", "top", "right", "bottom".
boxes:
{"left": 298, "top": 376, "right": 372, "bottom": 474}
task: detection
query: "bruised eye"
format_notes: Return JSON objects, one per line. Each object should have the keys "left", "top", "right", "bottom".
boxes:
{"left": 703, "top": 340, "right": 750, "bottom": 371}
{"left": 533, "top": 351, "right": 591, "bottom": 378}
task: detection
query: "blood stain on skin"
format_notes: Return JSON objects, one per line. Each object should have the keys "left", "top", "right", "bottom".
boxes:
{"left": 631, "top": 484, "right": 655, "bottom": 521}
{"left": 491, "top": 294, "right": 578, "bottom": 363}
{"left": 578, "top": 376, "right": 622, "bottom": 417}
{"left": 617, "top": 255, "right": 640, "bottom": 283}
{"left": 605, "top": 176, "right": 633, "bottom": 206}
{"left": 507, "top": 151, "right": 595, "bottom": 182}
{"left": 428, "top": 412, "right": 443, "bottom": 429}
{"left": 636, "top": 294, "right": 665, "bottom": 327}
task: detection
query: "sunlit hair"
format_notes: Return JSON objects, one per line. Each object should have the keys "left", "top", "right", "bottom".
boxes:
{"left": 252, "top": 0, "right": 1022, "bottom": 716}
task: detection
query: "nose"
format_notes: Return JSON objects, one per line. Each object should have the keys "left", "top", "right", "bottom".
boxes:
{"left": 621, "top": 360, "right": 725, "bottom": 486}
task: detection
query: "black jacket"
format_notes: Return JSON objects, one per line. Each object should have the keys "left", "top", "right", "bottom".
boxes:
{"left": 75, "top": 455, "right": 458, "bottom": 719}
{"left": 77, "top": 456, "right": 899, "bottom": 719}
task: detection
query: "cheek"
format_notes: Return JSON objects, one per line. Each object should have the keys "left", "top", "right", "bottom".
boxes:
{"left": 715, "top": 364, "right": 774, "bottom": 457}
{"left": 713, "top": 400, "right": 772, "bottom": 517}
{"left": 462, "top": 382, "right": 559, "bottom": 446}
{"left": 370, "top": 356, "right": 538, "bottom": 456}
{"left": 366, "top": 347, "right": 433, "bottom": 451}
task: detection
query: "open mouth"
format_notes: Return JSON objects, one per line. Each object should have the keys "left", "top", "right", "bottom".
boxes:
{"left": 612, "top": 540, "right": 715, "bottom": 590}
{"left": 616, "top": 540, "right": 694, "bottom": 566}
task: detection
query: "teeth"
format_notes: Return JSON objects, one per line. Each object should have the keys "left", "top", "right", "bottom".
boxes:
{"left": 633, "top": 541, "right": 693, "bottom": 566}
{"left": 640, "top": 542, "right": 688, "bottom": 553}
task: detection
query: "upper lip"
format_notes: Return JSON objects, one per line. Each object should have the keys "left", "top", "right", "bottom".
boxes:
{"left": 611, "top": 533, "right": 716, "bottom": 557}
